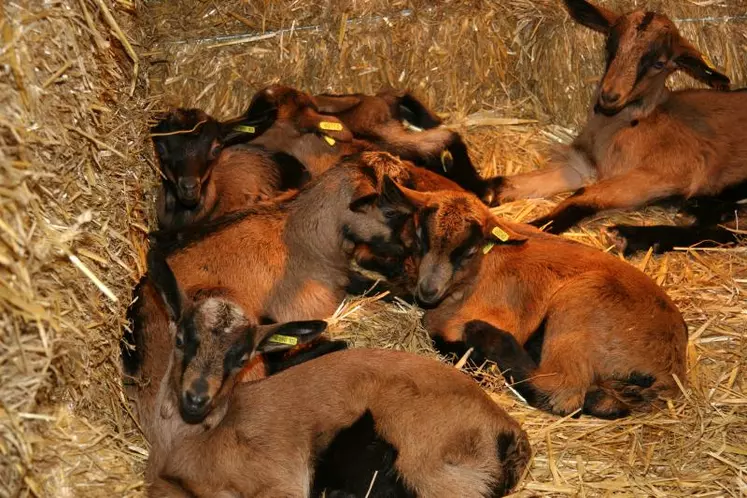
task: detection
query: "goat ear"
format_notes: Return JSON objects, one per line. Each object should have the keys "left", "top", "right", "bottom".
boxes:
{"left": 485, "top": 218, "right": 527, "bottom": 247}
{"left": 396, "top": 92, "right": 442, "bottom": 129}
{"left": 255, "top": 320, "right": 328, "bottom": 353}
{"left": 380, "top": 175, "right": 429, "bottom": 212}
{"left": 298, "top": 110, "right": 354, "bottom": 142}
{"left": 675, "top": 40, "right": 730, "bottom": 90}
{"left": 349, "top": 181, "right": 379, "bottom": 213}
{"left": 563, "top": 0, "right": 618, "bottom": 34}
{"left": 313, "top": 94, "right": 362, "bottom": 114}
{"left": 146, "top": 249, "right": 184, "bottom": 322}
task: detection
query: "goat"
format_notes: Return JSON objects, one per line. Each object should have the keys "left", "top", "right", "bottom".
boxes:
{"left": 152, "top": 108, "right": 306, "bottom": 230}
{"left": 492, "top": 0, "right": 746, "bottom": 248}
{"left": 226, "top": 85, "right": 504, "bottom": 204}
{"left": 122, "top": 156, "right": 417, "bottom": 437}
{"left": 312, "top": 89, "right": 504, "bottom": 204}
{"left": 380, "top": 180, "right": 687, "bottom": 419}
{"left": 144, "top": 250, "right": 530, "bottom": 498}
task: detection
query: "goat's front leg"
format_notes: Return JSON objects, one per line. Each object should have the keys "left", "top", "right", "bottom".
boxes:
{"left": 530, "top": 170, "right": 682, "bottom": 234}
{"left": 607, "top": 223, "right": 741, "bottom": 256}
{"left": 496, "top": 145, "right": 594, "bottom": 202}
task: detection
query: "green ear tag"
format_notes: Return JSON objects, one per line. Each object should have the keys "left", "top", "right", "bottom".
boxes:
{"left": 482, "top": 241, "right": 496, "bottom": 255}
{"left": 234, "top": 125, "right": 256, "bottom": 134}
{"left": 267, "top": 334, "right": 298, "bottom": 346}
{"left": 319, "top": 121, "right": 343, "bottom": 131}
{"left": 492, "top": 226, "right": 510, "bottom": 242}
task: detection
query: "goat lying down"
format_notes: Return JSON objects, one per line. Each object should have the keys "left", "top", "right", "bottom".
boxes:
{"left": 122, "top": 157, "right": 411, "bottom": 440}
{"left": 144, "top": 252, "right": 531, "bottom": 498}
{"left": 151, "top": 108, "right": 307, "bottom": 231}
{"left": 377, "top": 180, "right": 687, "bottom": 419}
{"left": 493, "top": 0, "right": 746, "bottom": 253}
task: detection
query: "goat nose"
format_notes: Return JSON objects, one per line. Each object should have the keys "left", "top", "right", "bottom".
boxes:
{"left": 184, "top": 389, "right": 208, "bottom": 409}
{"left": 178, "top": 177, "right": 199, "bottom": 191}
{"left": 600, "top": 92, "right": 621, "bottom": 105}
{"left": 417, "top": 283, "right": 441, "bottom": 304}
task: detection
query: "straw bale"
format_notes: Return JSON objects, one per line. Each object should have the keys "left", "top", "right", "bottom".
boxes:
{"left": 2, "top": 0, "right": 746, "bottom": 497}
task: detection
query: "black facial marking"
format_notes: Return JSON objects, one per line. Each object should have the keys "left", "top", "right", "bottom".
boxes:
{"left": 180, "top": 318, "right": 200, "bottom": 374}
{"left": 448, "top": 223, "right": 482, "bottom": 269}
{"left": 637, "top": 12, "right": 655, "bottom": 32}
{"left": 418, "top": 207, "right": 436, "bottom": 255}
{"left": 605, "top": 28, "right": 621, "bottom": 68}
{"left": 636, "top": 38, "right": 673, "bottom": 84}
{"left": 312, "top": 410, "right": 415, "bottom": 498}
{"left": 223, "top": 340, "right": 249, "bottom": 378}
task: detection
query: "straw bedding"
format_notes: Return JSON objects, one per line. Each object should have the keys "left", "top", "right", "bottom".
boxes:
{"left": 1, "top": 0, "right": 745, "bottom": 496}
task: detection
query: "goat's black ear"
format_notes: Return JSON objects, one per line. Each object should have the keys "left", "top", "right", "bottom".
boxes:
{"left": 255, "top": 320, "right": 328, "bottom": 353}
{"left": 563, "top": 0, "right": 618, "bottom": 34}
{"left": 397, "top": 92, "right": 442, "bottom": 129}
{"left": 146, "top": 249, "right": 183, "bottom": 322}
{"left": 313, "top": 94, "right": 362, "bottom": 114}
{"left": 675, "top": 41, "right": 730, "bottom": 90}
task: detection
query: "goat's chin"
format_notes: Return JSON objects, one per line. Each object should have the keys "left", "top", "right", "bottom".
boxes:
{"left": 179, "top": 403, "right": 211, "bottom": 424}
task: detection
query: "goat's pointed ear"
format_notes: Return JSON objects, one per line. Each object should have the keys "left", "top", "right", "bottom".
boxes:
{"left": 675, "top": 40, "right": 730, "bottom": 90}
{"left": 146, "top": 249, "right": 184, "bottom": 322}
{"left": 563, "top": 0, "right": 618, "bottom": 34}
{"left": 485, "top": 218, "right": 528, "bottom": 247}
{"left": 396, "top": 92, "right": 442, "bottom": 129}
{"left": 313, "top": 94, "right": 362, "bottom": 114}
{"left": 255, "top": 320, "right": 328, "bottom": 353}
{"left": 380, "top": 175, "right": 429, "bottom": 212}
{"left": 349, "top": 181, "right": 379, "bottom": 213}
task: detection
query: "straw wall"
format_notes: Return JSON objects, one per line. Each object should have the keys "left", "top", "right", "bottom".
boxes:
{"left": 1, "top": 0, "right": 745, "bottom": 496}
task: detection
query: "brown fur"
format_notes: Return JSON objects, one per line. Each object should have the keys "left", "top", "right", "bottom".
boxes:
{"left": 386, "top": 184, "right": 687, "bottom": 418}
{"left": 126, "top": 158, "right": 422, "bottom": 438}
{"left": 152, "top": 110, "right": 288, "bottom": 231}
{"left": 496, "top": 1, "right": 745, "bottom": 236}
{"left": 147, "top": 348, "right": 531, "bottom": 498}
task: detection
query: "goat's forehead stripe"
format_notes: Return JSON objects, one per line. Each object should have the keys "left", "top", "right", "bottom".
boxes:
{"left": 637, "top": 12, "right": 655, "bottom": 32}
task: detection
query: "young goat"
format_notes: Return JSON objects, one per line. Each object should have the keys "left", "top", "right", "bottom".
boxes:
{"left": 494, "top": 0, "right": 746, "bottom": 248}
{"left": 382, "top": 180, "right": 687, "bottom": 419}
{"left": 145, "top": 251, "right": 530, "bottom": 498}
{"left": 152, "top": 108, "right": 306, "bottom": 230}
{"left": 122, "top": 157, "right": 414, "bottom": 437}
{"left": 227, "top": 85, "right": 504, "bottom": 204}
{"left": 312, "top": 89, "right": 504, "bottom": 204}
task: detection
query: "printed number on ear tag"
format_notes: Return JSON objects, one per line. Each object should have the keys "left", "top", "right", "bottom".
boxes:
{"left": 323, "top": 135, "right": 336, "bottom": 146}
{"left": 492, "top": 226, "right": 510, "bottom": 242}
{"left": 267, "top": 334, "right": 299, "bottom": 346}
{"left": 234, "top": 125, "right": 256, "bottom": 134}
{"left": 440, "top": 150, "right": 453, "bottom": 172}
{"left": 319, "top": 121, "right": 343, "bottom": 131}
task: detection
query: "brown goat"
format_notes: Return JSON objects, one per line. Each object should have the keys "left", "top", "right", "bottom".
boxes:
{"left": 312, "top": 89, "right": 504, "bottom": 204}
{"left": 122, "top": 156, "right": 419, "bottom": 437}
{"left": 151, "top": 109, "right": 306, "bottom": 230}
{"left": 144, "top": 253, "right": 530, "bottom": 498}
{"left": 492, "top": 0, "right": 746, "bottom": 249}
{"left": 382, "top": 181, "right": 687, "bottom": 419}
{"left": 227, "top": 85, "right": 504, "bottom": 204}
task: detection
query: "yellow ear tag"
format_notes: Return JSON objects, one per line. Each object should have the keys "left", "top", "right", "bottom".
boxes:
{"left": 267, "top": 334, "right": 298, "bottom": 346}
{"left": 323, "top": 135, "right": 336, "bottom": 146}
{"left": 482, "top": 241, "right": 496, "bottom": 255}
{"left": 233, "top": 125, "right": 256, "bottom": 134}
{"left": 440, "top": 149, "right": 453, "bottom": 172}
{"left": 491, "top": 226, "right": 510, "bottom": 242}
{"left": 319, "top": 121, "right": 343, "bottom": 131}
{"left": 701, "top": 54, "right": 717, "bottom": 73}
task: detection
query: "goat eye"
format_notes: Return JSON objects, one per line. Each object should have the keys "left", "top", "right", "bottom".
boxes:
{"left": 175, "top": 334, "right": 184, "bottom": 348}
{"left": 653, "top": 60, "right": 666, "bottom": 70}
